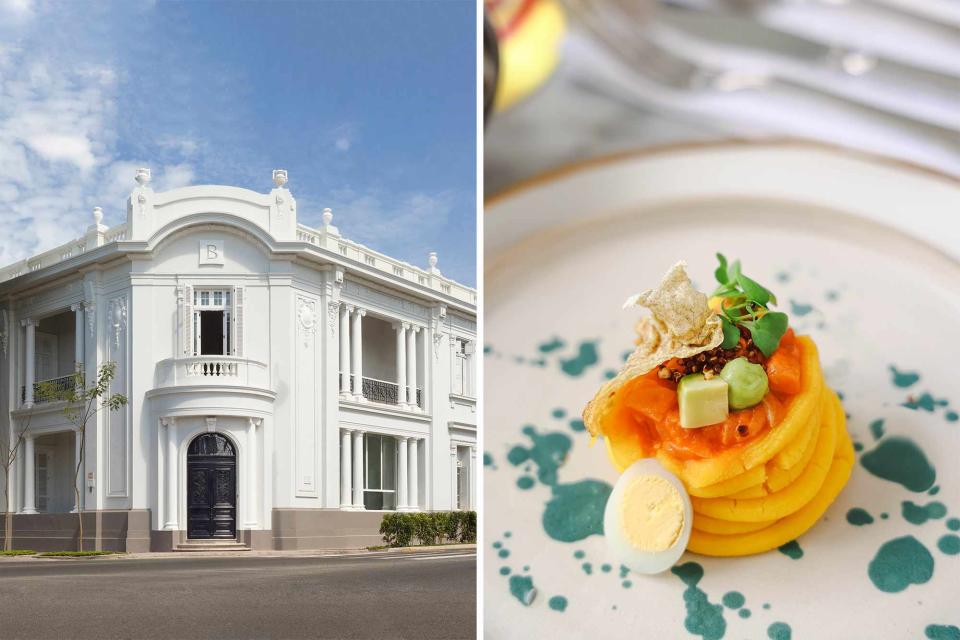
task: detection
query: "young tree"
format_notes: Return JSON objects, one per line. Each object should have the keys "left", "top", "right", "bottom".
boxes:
{"left": 1, "top": 403, "right": 36, "bottom": 551}
{"left": 54, "top": 362, "right": 127, "bottom": 552}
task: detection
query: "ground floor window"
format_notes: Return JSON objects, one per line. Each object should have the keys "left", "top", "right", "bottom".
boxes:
{"left": 364, "top": 434, "right": 397, "bottom": 510}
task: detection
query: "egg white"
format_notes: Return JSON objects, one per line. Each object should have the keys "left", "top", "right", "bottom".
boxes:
{"left": 603, "top": 458, "right": 693, "bottom": 575}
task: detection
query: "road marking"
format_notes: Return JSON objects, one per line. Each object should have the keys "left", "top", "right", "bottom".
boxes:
{"left": 368, "top": 553, "right": 476, "bottom": 561}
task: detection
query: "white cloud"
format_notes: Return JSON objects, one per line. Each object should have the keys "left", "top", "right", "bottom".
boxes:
{"left": 335, "top": 137, "right": 351, "bottom": 152}
{"left": 25, "top": 133, "right": 96, "bottom": 170}
{"left": 0, "top": 0, "right": 34, "bottom": 20}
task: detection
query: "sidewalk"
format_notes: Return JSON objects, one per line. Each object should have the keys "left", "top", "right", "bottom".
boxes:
{"left": 0, "top": 543, "right": 477, "bottom": 561}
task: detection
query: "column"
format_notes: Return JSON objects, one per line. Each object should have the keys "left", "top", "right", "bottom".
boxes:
{"left": 352, "top": 430, "right": 364, "bottom": 509}
{"left": 22, "top": 435, "right": 36, "bottom": 514}
{"left": 246, "top": 418, "right": 260, "bottom": 527}
{"left": 450, "top": 446, "right": 459, "bottom": 510}
{"left": 339, "top": 305, "right": 351, "bottom": 396}
{"left": 469, "top": 447, "right": 477, "bottom": 512}
{"left": 408, "top": 438, "right": 419, "bottom": 510}
{"left": 396, "top": 437, "right": 409, "bottom": 510}
{"left": 395, "top": 323, "right": 407, "bottom": 408}
{"left": 351, "top": 308, "right": 365, "bottom": 402}
{"left": 23, "top": 319, "right": 36, "bottom": 407}
{"left": 340, "top": 429, "right": 352, "bottom": 509}
{"left": 406, "top": 326, "right": 417, "bottom": 408}
{"left": 71, "top": 304, "right": 85, "bottom": 372}
{"left": 71, "top": 429, "right": 83, "bottom": 512}
{"left": 164, "top": 418, "right": 178, "bottom": 529}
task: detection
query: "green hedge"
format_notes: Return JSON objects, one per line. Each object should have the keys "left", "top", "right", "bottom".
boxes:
{"left": 379, "top": 511, "right": 477, "bottom": 547}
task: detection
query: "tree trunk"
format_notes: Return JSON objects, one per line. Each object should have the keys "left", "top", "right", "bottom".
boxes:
{"left": 4, "top": 475, "right": 11, "bottom": 552}
{"left": 75, "top": 432, "right": 84, "bottom": 553}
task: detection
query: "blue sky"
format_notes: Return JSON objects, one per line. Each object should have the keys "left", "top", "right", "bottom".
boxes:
{"left": 0, "top": 0, "right": 477, "bottom": 284}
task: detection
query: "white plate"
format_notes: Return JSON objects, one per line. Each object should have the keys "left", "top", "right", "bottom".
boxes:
{"left": 484, "top": 142, "right": 960, "bottom": 640}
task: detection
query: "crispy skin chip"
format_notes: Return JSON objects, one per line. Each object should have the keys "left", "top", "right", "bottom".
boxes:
{"left": 584, "top": 261, "right": 723, "bottom": 437}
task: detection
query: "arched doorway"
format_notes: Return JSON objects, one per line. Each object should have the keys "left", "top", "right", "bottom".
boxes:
{"left": 186, "top": 433, "right": 237, "bottom": 539}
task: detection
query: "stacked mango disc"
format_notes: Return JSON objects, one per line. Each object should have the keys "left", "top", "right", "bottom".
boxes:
{"left": 654, "top": 337, "right": 854, "bottom": 557}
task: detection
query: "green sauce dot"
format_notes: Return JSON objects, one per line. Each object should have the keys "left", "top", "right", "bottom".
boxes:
{"left": 947, "top": 518, "right": 960, "bottom": 531}
{"left": 925, "top": 624, "right": 960, "bottom": 640}
{"left": 492, "top": 541, "right": 502, "bottom": 549}
{"left": 853, "top": 442, "right": 864, "bottom": 452}
{"left": 601, "top": 563, "right": 612, "bottom": 573}
{"left": 767, "top": 622, "right": 792, "bottom": 640}
{"left": 929, "top": 486, "right": 940, "bottom": 495}
{"left": 522, "top": 565, "right": 530, "bottom": 572}
{"left": 573, "top": 550, "right": 585, "bottom": 559}
{"left": 582, "top": 562, "right": 592, "bottom": 575}
{"left": 739, "top": 609, "right": 751, "bottom": 619}
{"left": 551, "top": 408, "right": 567, "bottom": 419}
{"left": 846, "top": 508, "right": 874, "bottom": 526}
{"left": 499, "top": 567, "right": 511, "bottom": 576}
{"left": 498, "top": 549, "right": 510, "bottom": 559}
{"left": 516, "top": 476, "right": 535, "bottom": 490}
{"left": 937, "top": 534, "right": 960, "bottom": 555}
{"left": 722, "top": 591, "right": 745, "bottom": 609}
{"left": 548, "top": 595, "right": 568, "bottom": 612}
{"left": 881, "top": 513, "right": 889, "bottom": 519}
{"left": 762, "top": 603, "right": 771, "bottom": 610}
{"left": 946, "top": 411, "right": 958, "bottom": 422}
{"left": 504, "top": 531, "right": 512, "bottom": 538}
{"left": 621, "top": 580, "right": 632, "bottom": 588}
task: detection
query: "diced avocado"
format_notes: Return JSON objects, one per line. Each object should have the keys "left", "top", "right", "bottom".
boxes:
{"left": 678, "top": 373, "right": 729, "bottom": 429}
{"left": 719, "top": 357, "right": 769, "bottom": 410}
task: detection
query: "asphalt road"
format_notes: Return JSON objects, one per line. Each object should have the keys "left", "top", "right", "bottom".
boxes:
{"left": 0, "top": 550, "right": 476, "bottom": 640}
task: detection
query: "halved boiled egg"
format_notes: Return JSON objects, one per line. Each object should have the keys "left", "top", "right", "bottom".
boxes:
{"left": 604, "top": 458, "right": 692, "bottom": 574}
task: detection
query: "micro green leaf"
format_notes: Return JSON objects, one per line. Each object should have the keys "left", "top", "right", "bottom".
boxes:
{"left": 720, "top": 316, "right": 740, "bottom": 349}
{"left": 714, "top": 253, "right": 729, "bottom": 284}
{"left": 749, "top": 311, "right": 789, "bottom": 357}
{"left": 727, "top": 259, "right": 741, "bottom": 284}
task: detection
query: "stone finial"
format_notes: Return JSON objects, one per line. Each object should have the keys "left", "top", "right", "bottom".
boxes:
{"left": 135, "top": 167, "right": 151, "bottom": 186}
{"left": 322, "top": 208, "right": 333, "bottom": 226}
{"left": 273, "top": 169, "right": 288, "bottom": 188}
{"left": 92, "top": 206, "right": 103, "bottom": 225}
{"left": 428, "top": 251, "right": 438, "bottom": 269}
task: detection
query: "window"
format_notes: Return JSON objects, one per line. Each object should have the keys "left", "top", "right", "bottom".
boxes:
{"left": 36, "top": 451, "right": 51, "bottom": 512}
{"left": 193, "top": 289, "right": 232, "bottom": 356}
{"left": 453, "top": 338, "right": 475, "bottom": 397}
{"left": 363, "top": 434, "right": 397, "bottom": 510}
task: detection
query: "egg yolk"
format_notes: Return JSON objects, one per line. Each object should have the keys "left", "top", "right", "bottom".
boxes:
{"left": 620, "top": 475, "right": 684, "bottom": 552}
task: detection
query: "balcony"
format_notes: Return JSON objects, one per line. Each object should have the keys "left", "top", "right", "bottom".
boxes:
{"left": 154, "top": 356, "right": 269, "bottom": 390}
{"left": 20, "top": 374, "right": 75, "bottom": 405}
{"left": 341, "top": 374, "right": 422, "bottom": 408}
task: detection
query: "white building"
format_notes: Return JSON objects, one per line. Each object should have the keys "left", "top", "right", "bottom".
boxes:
{"left": 0, "top": 169, "right": 477, "bottom": 551}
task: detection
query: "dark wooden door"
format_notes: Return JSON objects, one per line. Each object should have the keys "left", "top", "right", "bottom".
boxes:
{"left": 187, "top": 433, "right": 236, "bottom": 540}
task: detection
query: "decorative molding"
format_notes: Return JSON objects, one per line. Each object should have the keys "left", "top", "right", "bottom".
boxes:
{"left": 108, "top": 296, "right": 127, "bottom": 350}
{"left": 327, "top": 300, "right": 340, "bottom": 337}
{"left": 249, "top": 417, "right": 263, "bottom": 429}
{"left": 0, "top": 308, "right": 7, "bottom": 357}
{"left": 160, "top": 416, "right": 176, "bottom": 428}
{"left": 342, "top": 281, "right": 428, "bottom": 319}
{"left": 297, "top": 296, "right": 317, "bottom": 346}
{"left": 205, "top": 417, "right": 217, "bottom": 433}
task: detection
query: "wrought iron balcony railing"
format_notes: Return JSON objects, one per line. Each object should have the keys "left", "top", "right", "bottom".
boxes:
{"left": 20, "top": 374, "right": 75, "bottom": 405}
{"left": 340, "top": 373, "right": 422, "bottom": 409}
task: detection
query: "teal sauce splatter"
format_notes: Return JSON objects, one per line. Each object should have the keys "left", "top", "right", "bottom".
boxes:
{"left": 522, "top": 565, "right": 530, "bottom": 572}
{"left": 739, "top": 609, "right": 751, "bottom": 619}
{"left": 504, "top": 531, "right": 512, "bottom": 538}
{"left": 560, "top": 341, "right": 600, "bottom": 377}
{"left": 767, "top": 622, "right": 792, "bottom": 640}
{"left": 825, "top": 289, "right": 839, "bottom": 301}
{"left": 621, "top": 350, "right": 632, "bottom": 362}
{"left": 601, "top": 563, "right": 612, "bottom": 573}
{"left": 947, "top": 411, "right": 959, "bottom": 422}
{"left": 509, "top": 575, "right": 537, "bottom": 606}
{"left": 498, "top": 549, "right": 510, "bottom": 559}
{"left": 619, "top": 565, "right": 629, "bottom": 579}
{"left": 499, "top": 567, "right": 511, "bottom": 576}
{"left": 483, "top": 344, "right": 493, "bottom": 354}
{"left": 881, "top": 513, "right": 889, "bottom": 519}
{"left": 930, "top": 486, "right": 941, "bottom": 495}
{"left": 671, "top": 563, "right": 726, "bottom": 640}
{"left": 516, "top": 476, "right": 535, "bottom": 490}
{"left": 762, "top": 603, "right": 771, "bottom": 610}
{"left": 926, "top": 624, "right": 960, "bottom": 640}
{"left": 573, "top": 550, "right": 585, "bottom": 559}
{"left": 789, "top": 300, "right": 813, "bottom": 316}
{"left": 778, "top": 540, "right": 804, "bottom": 559}
{"left": 493, "top": 541, "right": 502, "bottom": 549}
{"left": 869, "top": 419, "right": 885, "bottom": 441}
{"left": 569, "top": 419, "right": 586, "bottom": 433}
{"left": 889, "top": 366, "right": 920, "bottom": 388}
{"left": 531, "top": 358, "right": 547, "bottom": 367}
{"left": 542, "top": 480, "right": 612, "bottom": 542}
{"left": 947, "top": 518, "right": 960, "bottom": 531}
{"left": 548, "top": 595, "right": 568, "bottom": 612}
{"left": 867, "top": 536, "right": 935, "bottom": 592}
{"left": 853, "top": 442, "right": 864, "bottom": 452}
{"left": 721, "top": 591, "right": 745, "bottom": 609}
{"left": 507, "top": 426, "right": 572, "bottom": 486}
{"left": 551, "top": 407, "right": 567, "bottom": 419}
{"left": 776, "top": 271, "right": 791, "bottom": 283}
{"left": 603, "top": 369, "right": 616, "bottom": 380}
{"left": 902, "top": 500, "right": 947, "bottom": 525}
{"left": 621, "top": 580, "right": 632, "bottom": 589}
{"left": 937, "top": 534, "right": 960, "bottom": 555}
{"left": 483, "top": 452, "right": 496, "bottom": 469}
{"left": 837, "top": 391, "right": 845, "bottom": 400}
{"left": 903, "top": 393, "right": 949, "bottom": 412}
{"left": 860, "top": 437, "right": 936, "bottom": 492}
{"left": 846, "top": 508, "right": 874, "bottom": 526}
{"left": 582, "top": 562, "right": 593, "bottom": 575}
{"left": 539, "top": 337, "right": 565, "bottom": 353}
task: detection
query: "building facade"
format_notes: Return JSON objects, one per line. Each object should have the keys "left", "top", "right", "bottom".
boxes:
{"left": 0, "top": 169, "right": 477, "bottom": 551}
